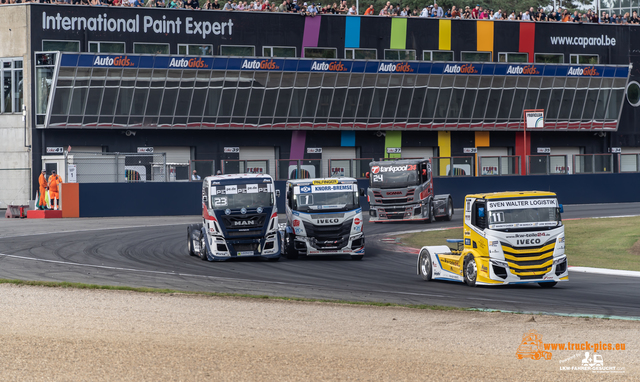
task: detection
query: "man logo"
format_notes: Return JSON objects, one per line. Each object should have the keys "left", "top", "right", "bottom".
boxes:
{"left": 234, "top": 220, "right": 255, "bottom": 226}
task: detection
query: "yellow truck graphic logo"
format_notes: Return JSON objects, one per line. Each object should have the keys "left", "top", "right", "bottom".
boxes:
{"left": 516, "top": 330, "right": 552, "bottom": 360}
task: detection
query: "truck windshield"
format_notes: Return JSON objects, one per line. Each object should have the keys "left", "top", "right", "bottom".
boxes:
{"left": 210, "top": 184, "right": 274, "bottom": 210}
{"left": 293, "top": 185, "right": 359, "bottom": 212}
{"left": 487, "top": 198, "right": 561, "bottom": 230}
{"left": 369, "top": 164, "right": 420, "bottom": 189}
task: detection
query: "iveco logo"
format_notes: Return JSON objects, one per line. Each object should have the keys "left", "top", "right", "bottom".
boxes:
{"left": 316, "top": 219, "right": 340, "bottom": 224}
{"left": 234, "top": 220, "right": 255, "bottom": 226}
{"left": 517, "top": 238, "right": 541, "bottom": 245}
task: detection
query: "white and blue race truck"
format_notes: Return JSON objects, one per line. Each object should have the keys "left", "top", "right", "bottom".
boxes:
{"left": 283, "top": 178, "right": 365, "bottom": 260}
{"left": 187, "top": 174, "right": 281, "bottom": 261}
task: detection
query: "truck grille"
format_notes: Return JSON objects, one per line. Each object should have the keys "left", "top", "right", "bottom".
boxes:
{"left": 303, "top": 219, "right": 352, "bottom": 249}
{"left": 373, "top": 189, "right": 415, "bottom": 205}
{"left": 221, "top": 214, "right": 265, "bottom": 229}
{"left": 226, "top": 230, "right": 264, "bottom": 238}
{"left": 232, "top": 243, "right": 259, "bottom": 252}
{"left": 501, "top": 240, "right": 555, "bottom": 279}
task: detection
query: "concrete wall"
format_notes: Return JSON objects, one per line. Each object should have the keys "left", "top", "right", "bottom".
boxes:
{"left": 73, "top": 174, "right": 640, "bottom": 217}
{"left": 0, "top": 5, "right": 32, "bottom": 208}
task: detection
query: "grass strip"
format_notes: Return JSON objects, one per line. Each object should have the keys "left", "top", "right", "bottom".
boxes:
{"left": 0, "top": 278, "right": 459, "bottom": 311}
{"left": 397, "top": 216, "right": 640, "bottom": 272}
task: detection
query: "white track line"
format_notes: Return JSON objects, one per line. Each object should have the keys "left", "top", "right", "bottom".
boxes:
{"left": 569, "top": 266, "right": 640, "bottom": 278}
{"left": 0, "top": 222, "right": 189, "bottom": 240}
{"left": 0, "top": 253, "right": 451, "bottom": 299}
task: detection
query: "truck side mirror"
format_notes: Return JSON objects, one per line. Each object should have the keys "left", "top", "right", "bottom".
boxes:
{"left": 276, "top": 190, "right": 281, "bottom": 197}
{"left": 359, "top": 188, "right": 365, "bottom": 195}
{"left": 558, "top": 204, "right": 563, "bottom": 213}
{"left": 365, "top": 172, "right": 370, "bottom": 178}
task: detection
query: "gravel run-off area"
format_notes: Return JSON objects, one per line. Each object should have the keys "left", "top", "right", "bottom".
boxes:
{"left": 0, "top": 284, "right": 637, "bottom": 381}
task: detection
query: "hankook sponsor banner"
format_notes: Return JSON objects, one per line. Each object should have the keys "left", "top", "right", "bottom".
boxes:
{"left": 59, "top": 53, "right": 628, "bottom": 78}
{"left": 488, "top": 198, "right": 558, "bottom": 211}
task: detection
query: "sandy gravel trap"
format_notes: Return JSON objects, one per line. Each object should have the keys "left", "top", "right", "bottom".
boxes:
{"left": 0, "top": 284, "right": 637, "bottom": 381}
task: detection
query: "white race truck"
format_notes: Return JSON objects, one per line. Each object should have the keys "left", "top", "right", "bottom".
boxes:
{"left": 282, "top": 178, "right": 365, "bottom": 260}
{"left": 187, "top": 174, "right": 281, "bottom": 261}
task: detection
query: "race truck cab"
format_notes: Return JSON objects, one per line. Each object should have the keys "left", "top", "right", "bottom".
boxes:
{"left": 417, "top": 191, "right": 568, "bottom": 287}
{"left": 283, "top": 178, "right": 365, "bottom": 260}
{"left": 367, "top": 159, "right": 453, "bottom": 223}
{"left": 187, "top": 174, "right": 280, "bottom": 261}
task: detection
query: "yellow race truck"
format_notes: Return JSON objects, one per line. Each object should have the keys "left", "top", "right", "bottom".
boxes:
{"left": 417, "top": 191, "right": 568, "bottom": 287}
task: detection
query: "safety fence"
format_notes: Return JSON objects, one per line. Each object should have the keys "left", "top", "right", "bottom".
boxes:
{"left": 46, "top": 153, "right": 640, "bottom": 184}
{"left": 62, "top": 152, "right": 168, "bottom": 183}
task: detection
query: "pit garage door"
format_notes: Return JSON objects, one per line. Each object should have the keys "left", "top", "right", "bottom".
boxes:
{"left": 621, "top": 147, "right": 640, "bottom": 172}
{"left": 401, "top": 147, "right": 434, "bottom": 160}
{"left": 239, "top": 146, "right": 276, "bottom": 176}
{"left": 322, "top": 147, "right": 356, "bottom": 178}
{"left": 477, "top": 147, "right": 509, "bottom": 175}
{"left": 550, "top": 147, "right": 582, "bottom": 174}
{"left": 154, "top": 146, "right": 191, "bottom": 164}
{"left": 70, "top": 146, "right": 102, "bottom": 153}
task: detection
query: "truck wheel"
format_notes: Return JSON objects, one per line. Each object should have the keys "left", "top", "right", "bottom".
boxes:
{"left": 187, "top": 224, "right": 201, "bottom": 256}
{"left": 533, "top": 352, "right": 541, "bottom": 360}
{"left": 350, "top": 255, "right": 363, "bottom": 261}
{"left": 463, "top": 255, "right": 477, "bottom": 287}
{"left": 199, "top": 235, "right": 209, "bottom": 261}
{"left": 425, "top": 201, "right": 434, "bottom": 224}
{"left": 284, "top": 232, "right": 298, "bottom": 260}
{"left": 418, "top": 249, "right": 432, "bottom": 281}
{"left": 538, "top": 282, "right": 558, "bottom": 288}
{"left": 444, "top": 198, "right": 453, "bottom": 221}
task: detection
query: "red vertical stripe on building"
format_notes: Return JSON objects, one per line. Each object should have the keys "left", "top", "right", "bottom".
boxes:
{"left": 515, "top": 132, "right": 530, "bottom": 175}
{"left": 519, "top": 23, "right": 535, "bottom": 63}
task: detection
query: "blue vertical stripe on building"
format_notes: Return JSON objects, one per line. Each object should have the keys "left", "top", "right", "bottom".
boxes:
{"left": 341, "top": 131, "right": 356, "bottom": 146}
{"left": 345, "top": 17, "right": 360, "bottom": 48}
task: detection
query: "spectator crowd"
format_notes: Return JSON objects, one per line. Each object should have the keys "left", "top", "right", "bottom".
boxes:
{"left": 5, "top": 0, "right": 640, "bottom": 25}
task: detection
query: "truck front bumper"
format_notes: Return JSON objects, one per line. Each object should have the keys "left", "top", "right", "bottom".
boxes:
{"left": 294, "top": 233, "right": 365, "bottom": 256}
{"left": 205, "top": 232, "right": 281, "bottom": 261}
{"left": 475, "top": 255, "right": 569, "bottom": 285}
{"left": 369, "top": 204, "right": 427, "bottom": 222}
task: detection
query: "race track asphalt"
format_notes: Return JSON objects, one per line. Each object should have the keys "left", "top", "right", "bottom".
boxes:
{"left": 0, "top": 202, "right": 639, "bottom": 318}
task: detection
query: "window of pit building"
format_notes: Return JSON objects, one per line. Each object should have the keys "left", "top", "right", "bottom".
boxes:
{"left": 42, "top": 40, "right": 80, "bottom": 52}
{"left": 1, "top": 58, "right": 23, "bottom": 114}
{"left": 178, "top": 44, "right": 214, "bottom": 56}
{"left": 498, "top": 52, "right": 528, "bottom": 63}
{"left": 384, "top": 49, "right": 416, "bottom": 61}
{"left": 303, "top": 48, "right": 337, "bottom": 59}
{"left": 345, "top": 48, "right": 377, "bottom": 60}
{"left": 423, "top": 50, "right": 454, "bottom": 62}
{"left": 220, "top": 45, "right": 256, "bottom": 57}
{"left": 35, "top": 52, "right": 56, "bottom": 125}
{"left": 570, "top": 54, "right": 599, "bottom": 65}
{"left": 461, "top": 51, "right": 492, "bottom": 62}
{"left": 263, "top": 46, "right": 297, "bottom": 58}
{"left": 133, "top": 43, "right": 170, "bottom": 55}
{"left": 89, "top": 42, "right": 126, "bottom": 54}
{"left": 535, "top": 53, "right": 564, "bottom": 64}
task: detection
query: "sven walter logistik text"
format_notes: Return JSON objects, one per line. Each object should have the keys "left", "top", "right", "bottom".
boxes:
{"left": 42, "top": 12, "right": 234, "bottom": 39}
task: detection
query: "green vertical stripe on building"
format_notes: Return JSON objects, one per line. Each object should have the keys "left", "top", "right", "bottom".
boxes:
{"left": 390, "top": 18, "right": 407, "bottom": 50}
{"left": 384, "top": 131, "right": 402, "bottom": 159}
